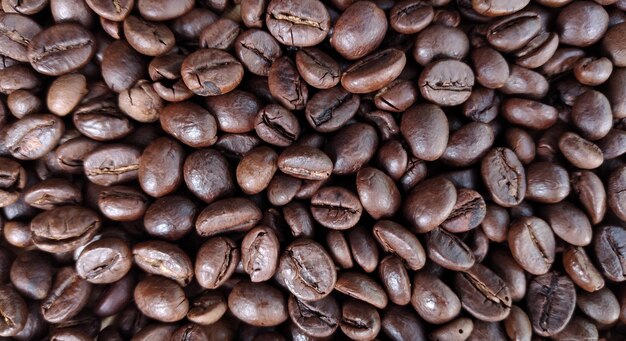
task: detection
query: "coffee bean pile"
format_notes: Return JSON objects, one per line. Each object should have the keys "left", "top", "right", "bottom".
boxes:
{"left": 0, "top": 0, "right": 625, "bottom": 340}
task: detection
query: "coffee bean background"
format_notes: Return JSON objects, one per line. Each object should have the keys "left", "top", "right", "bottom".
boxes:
{"left": 0, "top": 0, "right": 626, "bottom": 340}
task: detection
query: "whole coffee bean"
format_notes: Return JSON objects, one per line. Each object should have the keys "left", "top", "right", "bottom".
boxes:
{"left": 138, "top": 137, "right": 184, "bottom": 198}
{"left": 378, "top": 255, "right": 412, "bottom": 305}
{"left": 288, "top": 294, "right": 339, "bottom": 338}
{"left": 419, "top": 59, "right": 474, "bottom": 106}
{"left": 594, "top": 225, "right": 626, "bottom": 282}
{"left": 563, "top": 246, "right": 604, "bottom": 293}
{"left": 51, "top": 0, "right": 94, "bottom": 26}
{"left": 305, "top": 86, "right": 359, "bottom": 133}
{"left": 556, "top": 1, "right": 608, "bottom": 47}
{"left": 558, "top": 132, "right": 604, "bottom": 169}
{"left": 374, "top": 79, "right": 418, "bottom": 113}
{"left": 72, "top": 100, "right": 134, "bottom": 141}
{"left": 599, "top": 128, "right": 626, "bottom": 160}
{"left": 46, "top": 73, "right": 88, "bottom": 116}
{"left": 91, "top": 273, "right": 135, "bottom": 317}
{"left": 265, "top": 0, "right": 330, "bottom": 47}
{"left": 340, "top": 299, "right": 381, "bottom": 341}
{"left": 236, "top": 147, "right": 278, "bottom": 195}
{"left": 205, "top": 90, "right": 260, "bottom": 134}
{"left": 181, "top": 49, "right": 244, "bottom": 96}
{"left": 373, "top": 220, "right": 426, "bottom": 270}
{"left": 389, "top": 0, "right": 434, "bottom": 34}
{"left": 427, "top": 227, "right": 475, "bottom": 271}
{"left": 505, "top": 127, "right": 536, "bottom": 165}
{"left": 10, "top": 251, "right": 52, "bottom": 300}
{"left": 501, "top": 65, "right": 549, "bottom": 99}
{"left": 228, "top": 281, "right": 287, "bottom": 327}
{"left": 330, "top": 1, "right": 387, "bottom": 60}
{"left": 404, "top": 177, "right": 457, "bottom": 233}
{"left": 133, "top": 240, "right": 193, "bottom": 286}
{"left": 4, "top": 113, "right": 64, "bottom": 160}
{"left": 570, "top": 90, "right": 612, "bottom": 141}
{"left": 480, "top": 204, "right": 509, "bottom": 243}
{"left": 42, "top": 267, "right": 92, "bottom": 323}
{"left": 542, "top": 200, "right": 592, "bottom": 246}
{"left": 487, "top": 12, "right": 541, "bottom": 52}
{"left": 295, "top": 47, "right": 341, "bottom": 89}
{"left": 326, "top": 122, "right": 378, "bottom": 175}
{"left": 335, "top": 271, "right": 388, "bottom": 309}
{"left": 160, "top": 102, "right": 217, "bottom": 148}
{"left": 553, "top": 316, "right": 598, "bottom": 341}
{"left": 4, "top": 221, "right": 32, "bottom": 248}
{"left": 341, "top": 48, "right": 406, "bottom": 94}
{"left": 143, "top": 195, "right": 196, "bottom": 240}
{"left": 23, "top": 177, "right": 81, "bottom": 210}
{"left": 278, "top": 238, "right": 336, "bottom": 301}
{"left": 376, "top": 140, "right": 408, "bottom": 181}
{"left": 277, "top": 145, "right": 333, "bottom": 180}
{"left": 362, "top": 109, "right": 400, "bottom": 141}
{"left": 195, "top": 237, "right": 239, "bottom": 289}
{"left": 525, "top": 162, "right": 570, "bottom": 204}
{"left": 347, "top": 225, "right": 380, "bottom": 273}
{"left": 526, "top": 272, "right": 576, "bottom": 336}
{"left": 123, "top": 16, "right": 174, "bottom": 57}
{"left": 573, "top": 57, "right": 613, "bottom": 86}
{"left": 268, "top": 56, "right": 308, "bottom": 110}
{"left": 134, "top": 276, "right": 188, "bottom": 323}
{"left": 502, "top": 98, "right": 557, "bottom": 130}
{"left": 83, "top": 144, "right": 140, "bottom": 186}
{"left": 471, "top": 47, "right": 509, "bottom": 89}
{"left": 118, "top": 80, "right": 164, "bottom": 123}
{"left": 241, "top": 226, "right": 280, "bottom": 282}
{"left": 503, "top": 305, "right": 532, "bottom": 341}
{"left": 577, "top": 287, "right": 620, "bottom": 326}
{"left": 241, "top": 0, "right": 265, "bottom": 28}
{"left": 356, "top": 167, "right": 400, "bottom": 219}
{"left": 235, "top": 29, "right": 282, "bottom": 77}
{"left": 267, "top": 173, "right": 301, "bottom": 206}
{"left": 401, "top": 104, "right": 449, "bottom": 161}
{"left": 195, "top": 197, "right": 262, "bottom": 237}
{"left": 455, "top": 264, "right": 511, "bottom": 322}
{"left": 98, "top": 186, "right": 148, "bottom": 221}
{"left": 85, "top": 0, "right": 133, "bottom": 21}
{"left": 76, "top": 238, "right": 132, "bottom": 284}
{"left": 0, "top": 285, "right": 28, "bottom": 337}
{"left": 254, "top": 104, "right": 300, "bottom": 147}
{"left": 441, "top": 122, "right": 494, "bottom": 167}
{"left": 326, "top": 230, "right": 354, "bottom": 269}
{"left": 0, "top": 64, "right": 40, "bottom": 94}
{"left": 608, "top": 165, "right": 626, "bottom": 221}
{"left": 381, "top": 305, "right": 426, "bottom": 341}
{"left": 27, "top": 23, "right": 95, "bottom": 76}
{"left": 514, "top": 31, "right": 559, "bottom": 69}
{"left": 413, "top": 25, "right": 469, "bottom": 66}
{"left": 7, "top": 89, "right": 41, "bottom": 118}
{"left": 0, "top": 13, "right": 41, "bottom": 62}
{"left": 481, "top": 148, "right": 526, "bottom": 207}
{"left": 442, "top": 188, "right": 486, "bottom": 233}
{"left": 186, "top": 291, "right": 227, "bottom": 326}
{"left": 199, "top": 18, "right": 240, "bottom": 50}
{"left": 311, "top": 186, "right": 362, "bottom": 230}
{"left": 136, "top": 0, "right": 193, "bottom": 21}
{"left": 508, "top": 216, "right": 555, "bottom": 275}
{"left": 411, "top": 272, "right": 461, "bottom": 324}
{"left": 472, "top": 0, "right": 529, "bottom": 16}
{"left": 183, "top": 148, "right": 233, "bottom": 204}
{"left": 30, "top": 205, "right": 101, "bottom": 253}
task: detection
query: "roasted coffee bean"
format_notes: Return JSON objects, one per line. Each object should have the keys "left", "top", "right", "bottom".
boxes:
{"left": 305, "top": 86, "right": 359, "bottom": 133}
{"left": 374, "top": 79, "right": 418, "bottom": 113}
{"left": 186, "top": 291, "right": 227, "bottom": 326}
{"left": 254, "top": 104, "right": 300, "bottom": 147}
{"left": 235, "top": 29, "right": 282, "bottom": 77}
{"left": 195, "top": 237, "right": 240, "bottom": 289}
{"left": 0, "top": 285, "right": 28, "bottom": 337}
{"left": 143, "top": 195, "right": 196, "bottom": 240}
{"left": 181, "top": 49, "right": 244, "bottom": 96}
{"left": 133, "top": 240, "right": 193, "bottom": 286}
{"left": 526, "top": 273, "right": 576, "bottom": 337}
{"left": 556, "top": 1, "right": 608, "bottom": 47}
{"left": 183, "top": 148, "right": 234, "bottom": 204}
{"left": 134, "top": 276, "right": 188, "bottom": 323}
{"left": 389, "top": 0, "right": 434, "bottom": 34}
{"left": 311, "top": 186, "right": 362, "bottom": 230}
{"left": 487, "top": 12, "right": 541, "bottom": 53}
{"left": 542, "top": 200, "right": 592, "bottom": 246}
{"left": 594, "top": 225, "right": 626, "bottom": 282}
{"left": 413, "top": 25, "right": 469, "bottom": 66}
{"left": 411, "top": 272, "right": 461, "bottom": 324}
{"left": 508, "top": 216, "right": 555, "bottom": 276}
{"left": 341, "top": 48, "right": 406, "bottom": 94}
{"left": 199, "top": 18, "right": 240, "bottom": 50}
{"left": 85, "top": 0, "right": 133, "bottom": 21}
{"left": 295, "top": 47, "right": 341, "bottom": 89}
{"left": 30, "top": 205, "right": 101, "bottom": 253}
{"left": 419, "top": 59, "right": 474, "bottom": 106}
{"left": 288, "top": 294, "right": 339, "bottom": 338}
{"left": 4, "top": 114, "right": 64, "bottom": 160}
{"left": 42, "top": 267, "right": 92, "bottom": 323}
{"left": 608, "top": 165, "right": 626, "bottom": 221}
{"left": 268, "top": 56, "right": 308, "bottom": 110}
{"left": 455, "top": 264, "right": 511, "bottom": 322}
{"left": 7, "top": 89, "right": 42, "bottom": 118}
{"left": 27, "top": 23, "right": 95, "bottom": 76}
{"left": 195, "top": 197, "right": 262, "bottom": 237}
{"left": 278, "top": 238, "right": 336, "bottom": 301}
{"left": 10, "top": 251, "right": 52, "bottom": 300}
{"left": 427, "top": 227, "right": 475, "bottom": 271}
{"left": 481, "top": 148, "right": 526, "bottom": 207}
{"left": 340, "top": 299, "right": 381, "bottom": 341}
{"left": 378, "top": 255, "right": 412, "bottom": 306}
{"left": 76, "top": 238, "right": 132, "bottom": 284}
{"left": 228, "top": 281, "right": 288, "bottom": 327}
{"left": 335, "top": 271, "right": 388, "bottom": 309}
{"left": 241, "top": 226, "right": 280, "bottom": 282}
{"left": 404, "top": 177, "right": 457, "bottom": 233}
{"left": 265, "top": 0, "right": 330, "bottom": 47}
{"left": 525, "top": 162, "right": 570, "bottom": 204}
{"left": 327, "top": 122, "right": 378, "bottom": 175}
{"left": 330, "top": 1, "right": 387, "bottom": 60}
{"left": 98, "top": 186, "right": 149, "bottom": 221}
{"left": 277, "top": 145, "right": 333, "bottom": 180}
{"left": 326, "top": 230, "right": 354, "bottom": 269}
{"left": 0, "top": 13, "right": 41, "bottom": 62}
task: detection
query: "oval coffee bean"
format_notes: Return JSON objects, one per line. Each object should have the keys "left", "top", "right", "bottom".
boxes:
{"left": 30, "top": 205, "right": 101, "bottom": 253}
{"left": 42, "top": 267, "right": 92, "bottom": 323}
{"left": 277, "top": 145, "right": 333, "bottom": 180}
{"left": 133, "top": 240, "right": 194, "bottom": 286}
{"left": 427, "top": 227, "right": 475, "bottom": 271}
{"left": 341, "top": 48, "right": 406, "bottom": 94}
{"left": 331, "top": 1, "right": 387, "bottom": 60}
{"left": 508, "top": 216, "right": 555, "bottom": 275}
{"left": 76, "top": 238, "right": 132, "bottom": 284}
{"left": 526, "top": 272, "right": 576, "bottom": 337}
{"left": 0, "top": 285, "right": 28, "bottom": 337}
{"left": 27, "top": 23, "right": 95, "bottom": 76}
{"left": 455, "top": 263, "right": 512, "bottom": 322}
{"left": 241, "top": 226, "right": 280, "bottom": 282}
{"left": 411, "top": 272, "right": 461, "bottom": 324}
{"left": 195, "top": 198, "right": 262, "bottom": 237}
{"left": 419, "top": 59, "right": 474, "bottom": 106}
{"left": 594, "top": 225, "right": 626, "bottom": 282}
{"left": 481, "top": 148, "right": 526, "bottom": 207}
{"left": 265, "top": 0, "right": 330, "bottom": 47}
{"left": 311, "top": 186, "right": 362, "bottom": 230}
{"left": 134, "top": 276, "right": 188, "bottom": 323}
{"left": 228, "top": 281, "right": 288, "bottom": 327}
{"left": 403, "top": 177, "right": 457, "bottom": 233}
{"left": 195, "top": 237, "right": 240, "bottom": 289}
{"left": 181, "top": 49, "right": 244, "bottom": 96}
{"left": 288, "top": 294, "right": 340, "bottom": 338}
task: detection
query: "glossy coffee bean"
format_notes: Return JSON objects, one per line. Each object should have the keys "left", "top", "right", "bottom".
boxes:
{"left": 195, "top": 237, "right": 239, "bottom": 289}
{"left": 228, "top": 281, "right": 288, "bottom": 327}
{"left": 526, "top": 273, "right": 576, "bottom": 337}
{"left": 241, "top": 226, "right": 280, "bottom": 282}
{"left": 340, "top": 299, "right": 381, "bottom": 341}
{"left": 42, "top": 267, "right": 92, "bottom": 323}
{"left": 134, "top": 276, "right": 188, "bottom": 322}
{"left": 133, "top": 240, "right": 193, "bottom": 286}
{"left": 181, "top": 49, "right": 244, "bottom": 96}
{"left": 419, "top": 59, "right": 474, "bottom": 106}
{"left": 404, "top": 177, "right": 456, "bottom": 233}
{"left": 195, "top": 197, "right": 262, "bottom": 237}
{"left": 594, "top": 225, "right": 626, "bottom": 282}
{"left": 481, "top": 148, "right": 526, "bottom": 207}
{"left": 27, "top": 23, "right": 95, "bottom": 76}
{"left": 30, "top": 205, "right": 101, "bottom": 253}
{"left": 0, "top": 285, "right": 28, "bottom": 337}
{"left": 331, "top": 1, "right": 387, "bottom": 60}
{"left": 265, "top": 0, "right": 330, "bottom": 47}
{"left": 411, "top": 272, "right": 461, "bottom": 324}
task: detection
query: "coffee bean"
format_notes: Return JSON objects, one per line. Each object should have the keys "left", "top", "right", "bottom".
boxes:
{"left": 481, "top": 148, "right": 526, "bottom": 207}
{"left": 381, "top": 304, "right": 426, "bottom": 341}
{"left": 310, "top": 186, "right": 362, "bottom": 230}
{"left": 413, "top": 25, "right": 469, "bottom": 66}
{"left": 427, "top": 227, "right": 476, "bottom": 271}
{"left": 143, "top": 195, "right": 196, "bottom": 240}
{"left": 487, "top": 12, "right": 541, "bottom": 53}
{"left": 295, "top": 47, "right": 341, "bottom": 89}
{"left": 305, "top": 86, "right": 359, "bottom": 133}
{"left": 556, "top": 1, "right": 608, "bottom": 47}
{"left": 411, "top": 272, "right": 461, "bottom": 324}
{"left": 327, "top": 122, "right": 378, "bottom": 175}
{"left": 442, "top": 188, "right": 486, "bottom": 233}
{"left": 235, "top": 29, "right": 282, "bottom": 77}
{"left": 27, "top": 23, "right": 95, "bottom": 76}
{"left": 340, "top": 299, "right": 381, "bottom": 341}
{"left": 277, "top": 145, "right": 333, "bottom": 180}
{"left": 389, "top": 0, "right": 434, "bottom": 34}
{"left": 404, "top": 177, "right": 457, "bottom": 233}
{"left": 594, "top": 225, "right": 626, "bottom": 282}
{"left": 455, "top": 263, "right": 512, "bottom": 322}
{"left": 401, "top": 104, "right": 449, "bottom": 161}
{"left": 288, "top": 294, "right": 340, "bottom": 338}
{"left": 76, "top": 238, "right": 132, "bottom": 284}
{"left": 186, "top": 291, "right": 227, "bottom": 326}
{"left": 378, "top": 255, "right": 412, "bottom": 305}
{"left": 0, "top": 285, "right": 28, "bottom": 337}
{"left": 30, "top": 205, "right": 101, "bottom": 253}
{"left": 526, "top": 273, "right": 576, "bottom": 337}
{"left": 42, "top": 267, "right": 92, "bottom": 323}
{"left": 278, "top": 238, "right": 336, "bottom": 301}
{"left": 10, "top": 251, "right": 52, "bottom": 300}
{"left": 85, "top": 0, "right": 133, "bottom": 21}
{"left": 4, "top": 114, "right": 64, "bottom": 160}
{"left": 0, "top": 13, "right": 41, "bottom": 62}
{"left": 136, "top": 0, "right": 194, "bottom": 21}
{"left": 608, "top": 165, "right": 626, "bottom": 221}
{"left": 508, "top": 216, "right": 555, "bottom": 276}
{"left": 134, "top": 276, "right": 188, "bottom": 323}
{"left": 133, "top": 240, "right": 193, "bottom": 286}
{"left": 268, "top": 56, "right": 308, "bottom": 110}
{"left": 254, "top": 104, "right": 300, "bottom": 147}
{"left": 181, "top": 49, "right": 243, "bottom": 96}
{"left": 84, "top": 144, "right": 141, "bottom": 186}
{"left": 265, "top": 0, "right": 330, "bottom": 47}
{"left": 330, "top": 1, "right": 387, "bottom": 59}
{"left": 241, "top": 225, "right": 280, "bottom": 282}
{"left": 419, "top": 59, "right": 474, "bottom": 106}
{"left": 341, "top": 48, "right": 406, "bottom": 94}
{"left": 502, "top": 98, "right": 558, "bottom": 130}
{"left": 525, "top": 162, "right": 570, "bottom": 204}
{"left": 195, "top": 197, "right": 262, "bottom": 237}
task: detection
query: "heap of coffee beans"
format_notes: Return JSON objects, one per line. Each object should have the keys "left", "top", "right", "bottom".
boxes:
{"left": 1, "top": 0, "right": 626, "bottom": 339}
